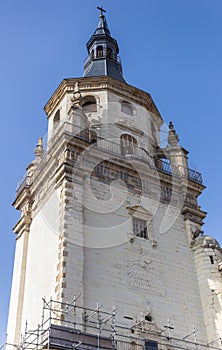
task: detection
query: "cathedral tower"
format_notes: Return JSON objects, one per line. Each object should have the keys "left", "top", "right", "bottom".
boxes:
{"left": 6, "top": 8, "right": 222, "bottom": 350}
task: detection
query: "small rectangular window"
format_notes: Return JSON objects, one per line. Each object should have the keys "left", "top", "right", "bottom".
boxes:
{"left": 133, "top": 218, "right": 148, "bottom": 239}
{"left": 145, "top": 340, "right": 158, "bottom": 350}
{"left": 209, "top": 255, "right": 214, "bottom": 264}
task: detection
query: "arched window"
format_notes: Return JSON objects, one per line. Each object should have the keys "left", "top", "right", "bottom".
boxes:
{"left": 81, "top": 96, "right": 97, "bottom": 113}
{"left": 53, "top": 109, "right": 60, "bottom": 126}
{"left": 91, "top": 49, "right": 94, "bottom": 59}
{"left": 120, "top": 134, "right": 137, "bottom": 155}
{"left": 107, "top": 47, "right": 113, "bottom": 58}
{"left": 96, "top": 45, "right": 103, "bottom": 58}
{"left": 121, "top": 101, "right": 134, "bottom": 116}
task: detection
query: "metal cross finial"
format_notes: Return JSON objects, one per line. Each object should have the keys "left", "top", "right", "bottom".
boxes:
{"left": 97, "top": 5, "right": 106, "bottom": 17}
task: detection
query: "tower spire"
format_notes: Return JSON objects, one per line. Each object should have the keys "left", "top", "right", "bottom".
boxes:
{"left": 94, "top": 6, "right": 110, "bottom": 36}
{"left": 97, "top": 5, "right": 106, "bottom": 18}
{"left": 83, "top": 7, "right": 125, "bottom": 82}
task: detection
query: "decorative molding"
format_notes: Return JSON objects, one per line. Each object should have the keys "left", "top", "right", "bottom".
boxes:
{"left": 115, "top": 120, "right": 144, "bottom": 136}
{"left": 126, "top": 205, "right": 157, "bottom": 247}
{"left": 126, "top": 204, "right": 152, "bottom": 218}
{"left": 133, "top": 319, "right": 163, "bottom": 336}
{"left": 13, "top": 214, "right": 32, "bottom": 238}
{"left": 44, "top": 76, "right": 163, "bottom": 124}
{"left": 124, "top": 246, "right": 166, "bottom": 296}
{"left": 182, "top": 205, "right": 207, "bottom": 225}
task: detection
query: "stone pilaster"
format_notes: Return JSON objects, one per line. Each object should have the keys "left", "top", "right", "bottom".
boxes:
{"left": 6, "top": 188, "right": 32, "bottom": 349}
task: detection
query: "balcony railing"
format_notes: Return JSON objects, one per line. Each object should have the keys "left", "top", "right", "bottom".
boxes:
{"left": 47, "top": 122, "right": 152, "bottom": 166}
{"left": 16, "top": 175, "right": 30, "bottom": 197}
{"left": 155, "top": 159, "right": 203, "bottom": 184}
{"left": 188, "top": 167, "right": 203, "bottom": 184}
{"left": 15, "top": 122, "right": 203, "bottom": 196}
{"left": 155, "top": 159, "right": 172, "bottom": 175}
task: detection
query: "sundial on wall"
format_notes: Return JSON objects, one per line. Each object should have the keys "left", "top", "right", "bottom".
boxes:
{"left": 124, "top": 246, "right": 167, "bottom": 297}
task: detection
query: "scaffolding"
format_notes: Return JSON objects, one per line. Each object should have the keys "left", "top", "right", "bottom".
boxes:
{"left": 5, "top": 299, "right": 220, "bottom": 350}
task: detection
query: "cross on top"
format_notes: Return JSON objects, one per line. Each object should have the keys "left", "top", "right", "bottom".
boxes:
{"left": 97, "top": 5, "right": 106, "bottom": 17}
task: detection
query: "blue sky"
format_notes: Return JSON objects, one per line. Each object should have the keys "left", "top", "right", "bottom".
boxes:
{"left": 1, "top": 0, "right": 222, "bottom": 345}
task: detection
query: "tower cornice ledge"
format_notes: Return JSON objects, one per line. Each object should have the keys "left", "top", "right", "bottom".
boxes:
{"left": 181, "top": 205, "right": 207, "bottom": 225}
{"left": 13, "top": 187, "right": 32, "bottom": 211}
{"left": 13, "top": 214, "right": 32, "bottom": 237}
{"left": 44, "top": 76, "right": 163, "bottom": 124}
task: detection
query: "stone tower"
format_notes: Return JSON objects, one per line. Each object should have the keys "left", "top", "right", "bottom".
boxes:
{"left": 6, "top": 8, "right": 222, "bottom": 350}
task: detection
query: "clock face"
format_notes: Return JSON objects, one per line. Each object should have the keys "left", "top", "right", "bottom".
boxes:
{"left": 124, "top": 246, "right": 166, "bottom": 297}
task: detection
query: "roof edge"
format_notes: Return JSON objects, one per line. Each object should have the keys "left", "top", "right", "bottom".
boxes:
{"left": 44, "top": 76, "right": 163, "bottom": 124}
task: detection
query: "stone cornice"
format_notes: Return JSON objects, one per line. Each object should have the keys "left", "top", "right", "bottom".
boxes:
{"left": 44, "top": 76, "right": 163, "bottom": 124}
{"left": 13, "top": 188, "right": 33, "bottom": 210}
{"left": 13, "top": 214, "right": 32, "bottom": 237}
{"left": 186, "top": 180, "right": 206, "bottom": 194}
{"left": 181, "top": 205, "right": 207, "bottom": 224}
{"left": 126, "top": 205, "right": 152, "bottom": 217}
{"left": 115, "top": 121, "right": 144, "bottom": 136}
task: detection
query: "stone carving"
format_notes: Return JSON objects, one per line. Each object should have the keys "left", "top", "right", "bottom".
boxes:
{"left": 124, "top": 247, "right": 166, "bottom": 297}
{"left": 34, "top": 137, "right": 44, "bottom": 162}
{"left": 71, "top": 82, "right": 82, "bottom": 106}
{"left": 218, "top": 260, "right": 222, "bottom": 274}
{"left": 193, "top": 235, "right": 222, "bottom": 251}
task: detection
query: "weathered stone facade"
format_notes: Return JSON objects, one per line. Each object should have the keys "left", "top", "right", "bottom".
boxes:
{"left": 6, "top": 10, "right": 222, "bottom": 350}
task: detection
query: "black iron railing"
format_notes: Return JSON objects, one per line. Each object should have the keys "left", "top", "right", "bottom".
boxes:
{"left": 16, "top": 175, "right": 30, "bottom": 197}
{"left": 15, "top": 122, "right": 203, "bottom": 196}
{"left": 155, "top": 159, "right": 203, "bottom": 184}
{"left": 188, "top": 168, "right": 203, "bottom": 184}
